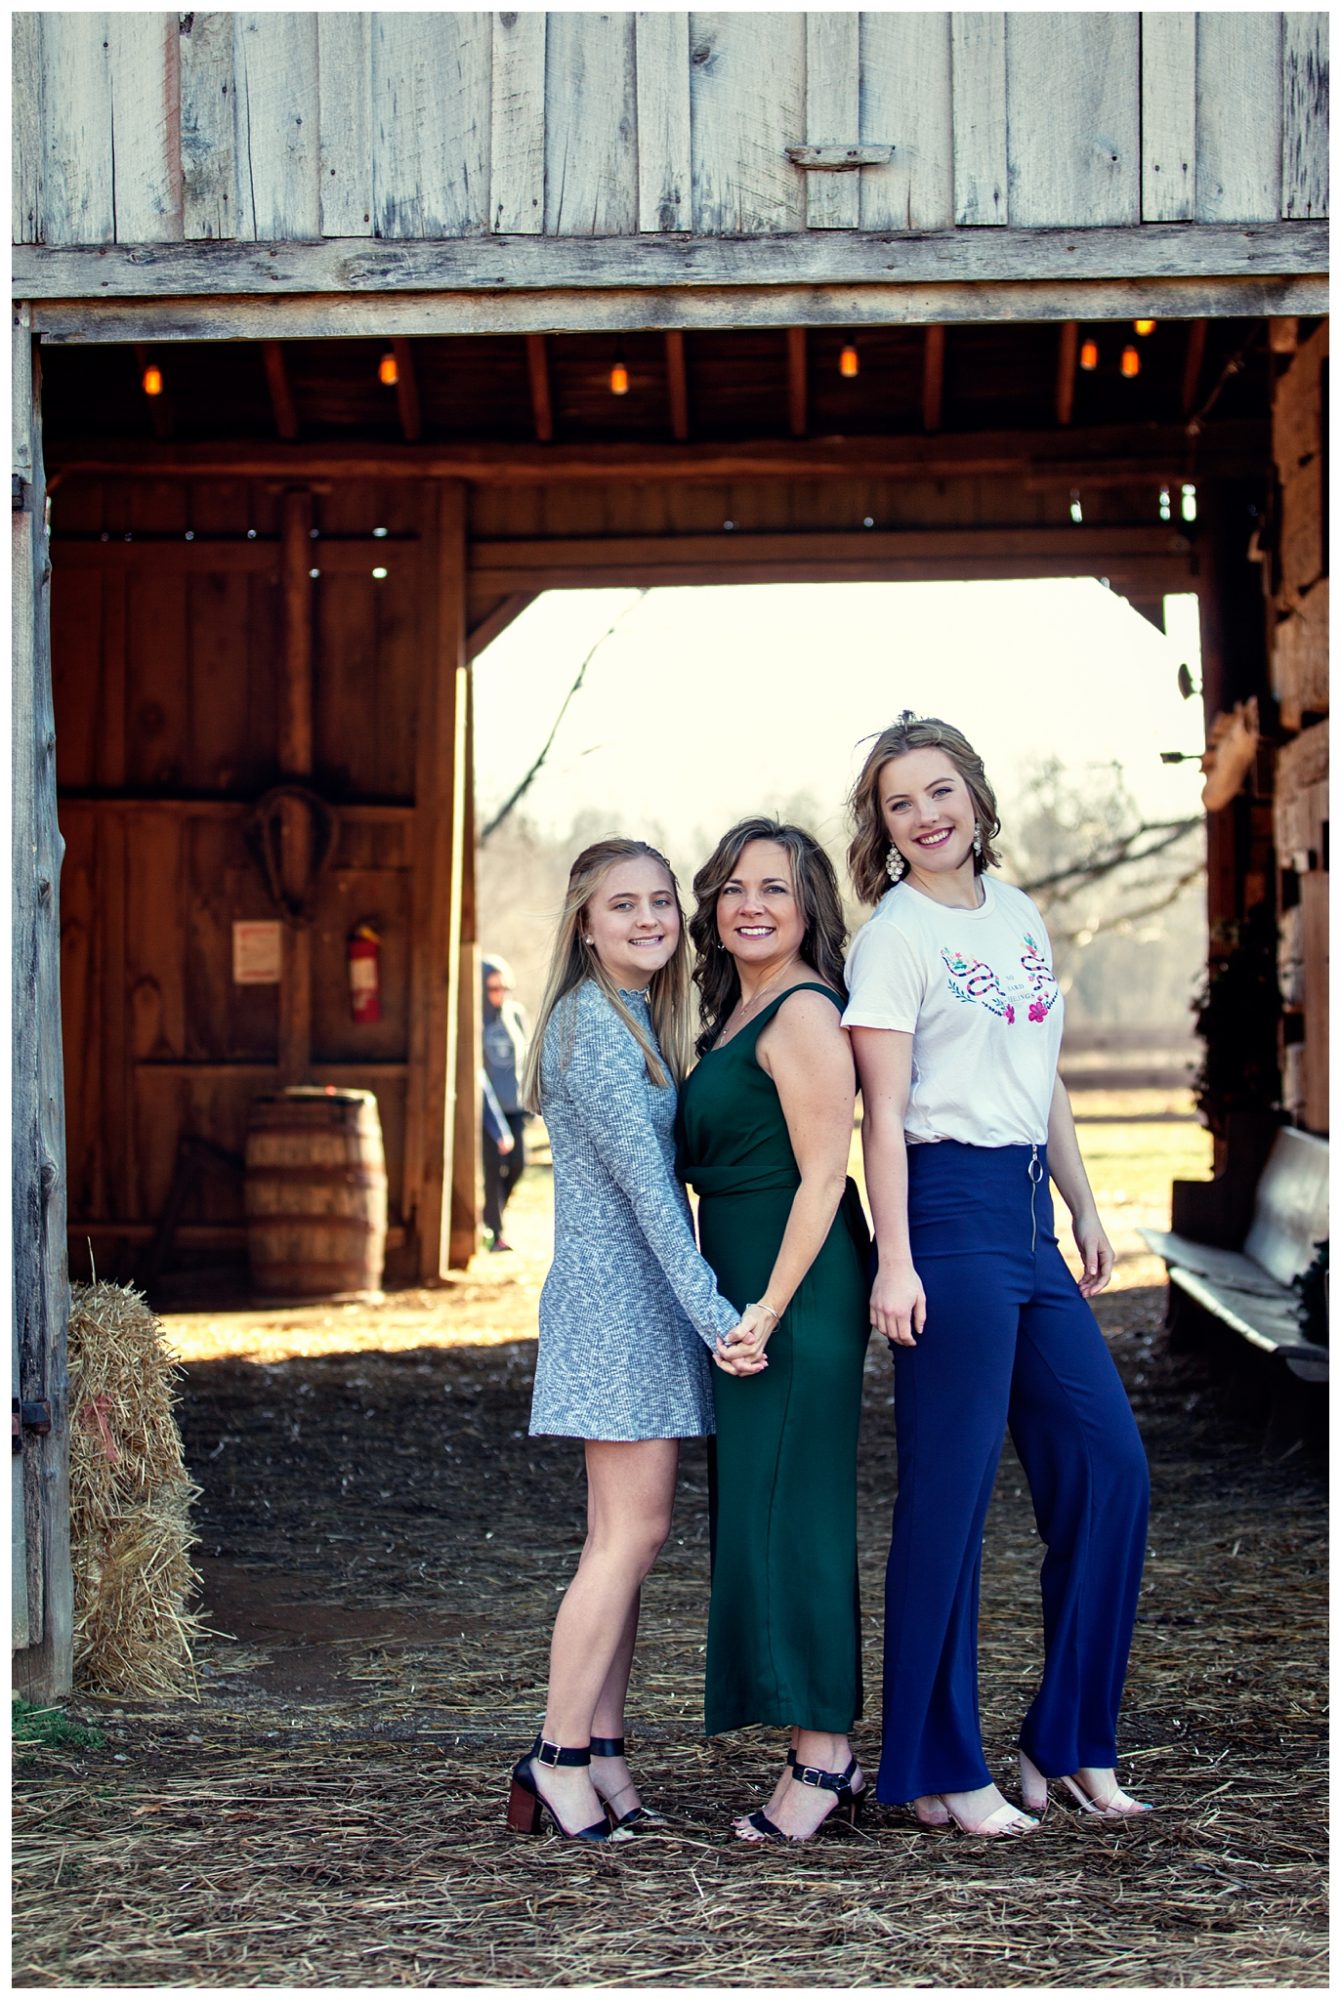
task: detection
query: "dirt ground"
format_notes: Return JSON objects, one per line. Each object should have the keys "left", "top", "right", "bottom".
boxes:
{"left": 12, "top": 1105, "right": 1329, "bottom": 1988}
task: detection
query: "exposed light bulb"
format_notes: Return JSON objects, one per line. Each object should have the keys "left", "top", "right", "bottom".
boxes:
{"left": 378, "top": 352, "right": 399, "bottom": 387}
{"left": 142, "top": 364, "right": 164, "bottom": 397}
{"left": 839, "top": 343, "right": 860, "bottom": 379}
{"left": 1121, "top": 346, "right": 1141, "bottom": 379}
{"left": 1134, "top": 319, "right": 1156, "bottom": 336}
{"left": 610, "top": 356, "right": 630, "bottom": 396}
{"left": 1079, "top": 340, "right": 1099, "bottom": 372}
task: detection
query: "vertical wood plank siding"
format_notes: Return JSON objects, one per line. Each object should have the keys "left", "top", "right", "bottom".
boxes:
{"left": 636, "top": 12, "right": 691, "bottom": 232}
{"left": 178, "top": 12, "right": 237, "bottom": 242}
{"left": 545, "top": 12, "right": 638, "bottom": 234}
{"left": 804, "top": 12, "right": 861, "bottom": 230}
{"left": 859, "top": 13, "right": 953, "bottom": 231}
{"left": 1195, "top": 13, "right": 1284, "bottom": 223}
{"left": 40, "top": 12, "right": 115, "bottom": 245}
{"left": 1141, "top": 12, "right": 1197, "bottom": 223}
{"left": 491, "top": 12, "right": 547, "bottom": 234}
{"left": 107, "top": 14, "right": 182, "bottom": 243}
{"left": 690, "top": 11, "right": 807, "bottom": 233}
{"left": 18, "top": 13, "right": 1329, "bottom": 245}
{"left": 232, "top": 13, "right": 321, "bottom": 240}
{"left": 1007, "top": 13, "right": 1140, "bottom": 227}
{"left": 317, "top": 13, "right": 374, "bottom": 236}
{"left": 950, "top": 13, "right": 1008, "bottom": 225}
{"left": 1282, "top": 14, "right": 1329, "bottom": 219}
{"left": 12, "top": 14, "right": 45, "bottom": 244}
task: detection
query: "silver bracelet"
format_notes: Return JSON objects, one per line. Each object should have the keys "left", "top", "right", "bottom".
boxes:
{"left": 752, "top": 1301, "right": 779, "bottom": 1324}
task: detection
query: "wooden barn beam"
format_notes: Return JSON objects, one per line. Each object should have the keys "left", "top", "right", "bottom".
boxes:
{"left": 665, "top": 330, "right": 690, "bottom": 441}
{"left": 12, "top": 305, "right": 74, "bottom": 1701}
{"left": 1182, "top": 318, "right": 1209, "bottom": 417}
{"left": 46, "top": 421, "right": 1271, "bottom": 488}
{"left": 277, "top": 488, "right": 315, "bottom": 1085}
{"left": 1056, "top": 321, "right": 1079, "bottom": 425}
{"left": 17, "top": 222, "right": 1327, "bottom": 301}
{"left": 405, "top": 485, "right": 470, "bottom": 1281}
{"left": 525, "top": 334, "right": 553, "bottom": 442}
{"left": 449, "top": 675, "right": 479, "bottom": 1271}
{"left": 786, "top": 328, "right": 808, "bottom": 438}
{"left": 467, "top": 592, "right": 537, "bottom": 660}
{"left": 391, "top": 337, "right": 422, "bottom": 443}
{"left": 262, "top": 341, "right": 300, "bottom": 441}
{"left": 922, "top": 325, "right": 946, "bottom": 433}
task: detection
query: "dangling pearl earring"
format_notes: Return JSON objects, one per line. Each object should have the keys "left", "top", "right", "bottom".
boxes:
{"left": 885, "top": 846, "right": 907, "bottom": 884}
{"left": 972, "top": 826, "right": 983, "bottom": 859}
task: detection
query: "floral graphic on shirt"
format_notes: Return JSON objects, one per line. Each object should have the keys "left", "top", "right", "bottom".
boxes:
{"left": 939, "top": 933, "right": 1060, "bottom": 1026}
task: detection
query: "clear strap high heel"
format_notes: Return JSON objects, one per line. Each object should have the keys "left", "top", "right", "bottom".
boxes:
{"left": 588, "top": 1735, "right": 664, "bottom": 1830}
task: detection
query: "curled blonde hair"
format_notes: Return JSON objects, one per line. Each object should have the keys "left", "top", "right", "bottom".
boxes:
{"left": 522, "top": 838, "right": 694, "bottom": 1112}
{"left": 847, "top": 711, "right": 1002, "bottom": 906}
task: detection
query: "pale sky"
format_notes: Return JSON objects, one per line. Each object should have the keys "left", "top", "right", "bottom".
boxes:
{"left": 473, "top": 579, "right": 1206, "bottom": 858}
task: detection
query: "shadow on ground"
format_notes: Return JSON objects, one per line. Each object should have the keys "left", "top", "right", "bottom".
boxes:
{"left": 12, "top": 1284, "right": 1327, "bottom": 1988}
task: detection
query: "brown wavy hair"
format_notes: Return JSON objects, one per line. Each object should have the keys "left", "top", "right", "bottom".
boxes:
{"left": 847, "top": 711, "right": 1002, "bottom": 906}
{"left": 689, "top": 818, "right": 848, "bottom": 1056}
{"left": 522, "top": 837, "right": 694, "bottom": 1110}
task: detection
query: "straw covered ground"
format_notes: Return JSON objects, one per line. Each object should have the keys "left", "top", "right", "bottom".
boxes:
{"left": 12, "top": 1105, "right": 1328, "bottom": 1989}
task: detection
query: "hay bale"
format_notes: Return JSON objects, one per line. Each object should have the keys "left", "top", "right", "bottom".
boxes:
{"left": 69, "top": 1281, "right": 207, "bottom": 1699}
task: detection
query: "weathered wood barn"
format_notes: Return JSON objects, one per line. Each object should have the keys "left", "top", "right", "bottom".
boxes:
{"left": 13, "top": 11, "right": 1328, "bottom": 1699}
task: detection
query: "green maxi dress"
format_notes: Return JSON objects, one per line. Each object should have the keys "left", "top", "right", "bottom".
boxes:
{"left": 676, "top": 983, "right": 871, "bottom": 1736}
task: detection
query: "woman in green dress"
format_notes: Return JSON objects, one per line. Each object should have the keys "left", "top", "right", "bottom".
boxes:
{"left": 678, "top": 817, "right": 872, "bottom": 1842}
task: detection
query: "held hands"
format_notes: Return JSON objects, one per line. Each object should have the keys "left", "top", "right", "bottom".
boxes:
{"left": 1072, "top": 1210, "right": 1115, "bottom": 1297}
{"left": 714, "top": 1301, "right": 776, "bottom": 1377}
{"left": 869, "top": 1259, "right": 927, "bottom": 1349}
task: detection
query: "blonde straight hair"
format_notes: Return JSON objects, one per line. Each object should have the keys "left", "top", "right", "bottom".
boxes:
{"left": 522, "top": 838, "right": 695, "bottom": 1112}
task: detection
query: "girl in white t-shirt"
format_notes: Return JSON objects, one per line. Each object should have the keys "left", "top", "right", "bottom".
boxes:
{"left": 844, "top": 711, "right": 1151, "bottom": 1838}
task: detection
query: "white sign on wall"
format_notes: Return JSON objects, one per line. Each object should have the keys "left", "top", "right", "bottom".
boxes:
{"left": 232, "top": 920, "right": 283, "bottom": 985}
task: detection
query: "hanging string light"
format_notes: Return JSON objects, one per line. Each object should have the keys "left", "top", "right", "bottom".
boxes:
{"left": 1133, "top": 319, "right": 1157, "bottom": 336}
{"left": 1120, "top": 345, "right": 1141, "bottom": 379}
{"left": 378, "top": 352, "right": 399, "bottom": 387}
{"left": 1079, "top": 339, "right": 1099, "bottom": 372}
{"left": 839, "top": 341, "right": 860, "bottom": 379}
{"left": 609, "top": 352, "right": 630, "bottom": 396}
{"left": 141, "top": 362, "right": 164, "bottom": 397}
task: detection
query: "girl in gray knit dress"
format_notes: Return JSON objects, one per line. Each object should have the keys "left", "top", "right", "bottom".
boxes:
{"left": 505, "top": 837, "right": 770, "bottom": 1844}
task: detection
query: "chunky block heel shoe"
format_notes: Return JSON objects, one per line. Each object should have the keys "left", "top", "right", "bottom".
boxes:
{"left": 589, "top": 1735, "right": 664, "bottom": 1831}
{"left": 506, "top": 1735, "right": 614, "bottom": 1842}
{"left": 734, "top": 1751, "right": 865, "bottom": 1844}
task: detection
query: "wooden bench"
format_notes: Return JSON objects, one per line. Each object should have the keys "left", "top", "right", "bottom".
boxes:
{"left": 1141, "top": 1126, "right": 1329, "bottom": 1384}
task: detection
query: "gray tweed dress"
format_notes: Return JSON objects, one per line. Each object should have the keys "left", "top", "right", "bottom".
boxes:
{"left": 530, "top": 979, "right": 740, "bottom": 1441}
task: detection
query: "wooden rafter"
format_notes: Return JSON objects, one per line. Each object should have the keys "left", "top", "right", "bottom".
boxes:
{"left": 1182, "top": 319, "right": 1209, "bottom": 417}
{"left": 786, "top": 327, "right": 807, "bottom": 439}
{"left": 46, "top": 423, "right": 1268, "bottom": 487}
{"left": 391, "top": 338, "right": 422, "bottom": 443}
{"left": 664, "top": 331, "right": 690, "bottom": 441}
{"left": 261, "top": 340, "right": 299, "bottom": 441}
{"left": 525, "top": 334, "right": 553, "bottom": 443}
{"left": 922, "top": 325, "right": 946, "bottom": 433}
{"left": 1056, "top": 321, "right": 1079, "bottom": 425}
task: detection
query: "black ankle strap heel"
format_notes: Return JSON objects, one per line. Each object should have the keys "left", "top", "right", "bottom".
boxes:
{"left": 506, "top": 1734, "right": 612, "bottom": 1842}
{"left": 588, "top": 1735, "right": 663, "bottom": 1830}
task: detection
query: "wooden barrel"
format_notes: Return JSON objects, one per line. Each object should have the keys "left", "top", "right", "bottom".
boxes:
{"left": 244, "top": 1087, "right": 388, "bottom": 1299}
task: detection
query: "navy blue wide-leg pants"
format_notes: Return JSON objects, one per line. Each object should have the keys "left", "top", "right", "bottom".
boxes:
{"left": 876, "top": 1142, "right": 1149, "bottom": 1806}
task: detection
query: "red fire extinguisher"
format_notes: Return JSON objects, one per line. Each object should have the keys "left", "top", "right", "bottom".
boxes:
{"left": 347, "top": 923, "right": 382, "bottom": 1024}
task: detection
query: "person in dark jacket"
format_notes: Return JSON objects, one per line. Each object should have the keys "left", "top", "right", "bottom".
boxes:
{"left": 482, "top": 954, "right": 531, "bottom": 1251}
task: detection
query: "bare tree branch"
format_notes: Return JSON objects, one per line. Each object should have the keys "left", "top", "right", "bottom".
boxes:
{"left": 1019, "top": 815, "right": 1203, "bottom": 899}
{"left": 479, "top": 591, "right": 649, "bottom": 844}
{"left": 1049, "top": 859, "right": 1208, "bottom": 943}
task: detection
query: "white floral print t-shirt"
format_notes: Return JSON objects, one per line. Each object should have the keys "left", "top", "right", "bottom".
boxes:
{"left": 842, "top": 875, "right": 1063, "bottom": 1147}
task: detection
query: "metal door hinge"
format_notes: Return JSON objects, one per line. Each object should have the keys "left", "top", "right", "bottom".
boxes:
{"left": 12, "top": 1397, "right": 52, "bottom": 1452}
